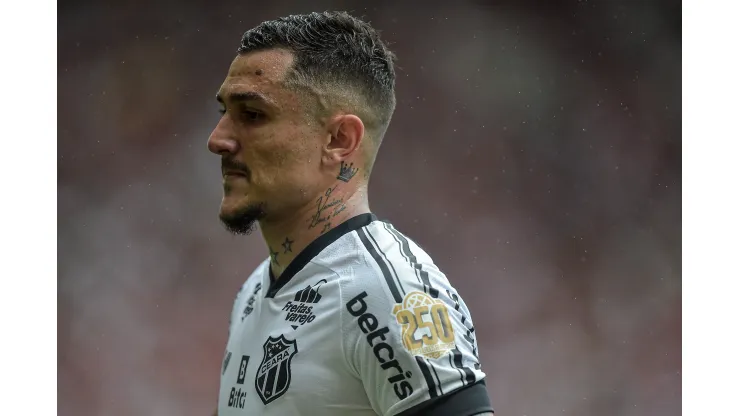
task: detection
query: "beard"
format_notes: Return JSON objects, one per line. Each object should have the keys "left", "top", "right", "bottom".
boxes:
{"left": 219, "top": 202, "right": 267, "bottom": 235}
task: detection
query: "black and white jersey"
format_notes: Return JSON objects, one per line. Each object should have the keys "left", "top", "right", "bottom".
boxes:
{"left": 218, "top": 214, "right": 493, "bottom": 416}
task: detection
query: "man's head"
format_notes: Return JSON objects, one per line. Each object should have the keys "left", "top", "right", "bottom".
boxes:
{"left": 207, "top": 11, "right": 396, "bottom": 234}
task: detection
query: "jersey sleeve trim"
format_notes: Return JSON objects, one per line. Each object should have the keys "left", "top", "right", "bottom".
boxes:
{"left": 356, "top": 226, "right": 405, "bottom": 303}
{"left": 361, "top": 224, "right": 480, "bottom": 399}
{"left": 384, "top": 221, "right": 485, "bottom": 394}
{"left": 355, "top": 226, "right": 445, "bottom": 399}
{"left": 393, "top": 379, "right": 493, "bottom": 416}
{"left": 381, "top": 222, "right": 440, "bottom": 299}
{"left": 352, "top": 221, "right": 489, "bottom": 416}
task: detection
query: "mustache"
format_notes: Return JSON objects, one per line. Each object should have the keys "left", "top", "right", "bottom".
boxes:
{"left": 221, "top": 158, "right": 251, "bottom": 176}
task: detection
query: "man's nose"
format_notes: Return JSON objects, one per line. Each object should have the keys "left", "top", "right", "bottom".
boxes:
{"left": 207, "top": 118, "right": 239, "bottom": 155}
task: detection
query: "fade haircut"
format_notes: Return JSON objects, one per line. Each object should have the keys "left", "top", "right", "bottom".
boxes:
{"left": 238, "top": 11, "right": 397, "bottom": 161}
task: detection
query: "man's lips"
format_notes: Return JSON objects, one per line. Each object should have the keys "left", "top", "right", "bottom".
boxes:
{"left": 223, "top": 170, "right": 247, "bottom": 178}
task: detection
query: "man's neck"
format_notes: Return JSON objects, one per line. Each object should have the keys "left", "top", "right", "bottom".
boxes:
{"left": 259, "top": 183, "right": 369, "bottom": 280}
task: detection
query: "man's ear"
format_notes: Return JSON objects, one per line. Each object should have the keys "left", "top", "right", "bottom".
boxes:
{"left": 322, "top": 114, "right": 364, "bottom": 166}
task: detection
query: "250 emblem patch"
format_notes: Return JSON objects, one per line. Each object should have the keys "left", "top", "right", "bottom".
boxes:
{"left": 392, "top": 291, "right": 456, "bottom": 359}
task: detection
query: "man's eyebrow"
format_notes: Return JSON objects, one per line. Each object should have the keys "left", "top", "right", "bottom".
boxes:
{"left": 216, "top": 91, "right": 277, "bottom": 108}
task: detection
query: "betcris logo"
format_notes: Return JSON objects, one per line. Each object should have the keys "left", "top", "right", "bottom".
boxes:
{"left": 346, "top": 291, "right": 414, "bottom": 400}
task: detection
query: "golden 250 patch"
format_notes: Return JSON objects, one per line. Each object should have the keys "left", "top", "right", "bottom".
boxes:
{"left": 392, "top": 291, "right": 456, "bottom": 359}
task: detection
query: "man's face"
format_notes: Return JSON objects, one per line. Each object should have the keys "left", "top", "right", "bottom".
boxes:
{"left": 208, "top": 49, "right": 326, "bottom": 234}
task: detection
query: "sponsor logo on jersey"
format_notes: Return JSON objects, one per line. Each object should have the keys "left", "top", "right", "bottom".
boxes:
{"left": 346, "top": 291, "right": 414, "bottom": 400}
{"left": 282, "top": 279, "right": 326, "bottom": 329}
{"left": 227, "top": 386, "right": 247, "bottom": 409}
{"left": 222, "top": 350, "right": 232, "bottom": 375}
{"left": 236, "top": 355, "right": 249, "bottom": 384}
{"left": 227, "top": 355, "right": 250, "bottom": 409}
{"left": 392, "top": 291, "right": 456, "bottom": 359}
{"left": 255, "top": 335, "right": 298, "bottom": 405}
{"left": 242, "top": 283, "right": 262, "bottom": 321}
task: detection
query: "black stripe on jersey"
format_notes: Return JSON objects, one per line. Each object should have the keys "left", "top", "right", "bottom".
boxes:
{"left": 450, "top": 290, "right": 464, "bottom": 324}
{"left": 357, "top": 227, "right": 403, "bottom": 303}
{"left": 452, "top": 346, "right": 477, "bottom": 386}
{"left": 448, "top": 289, "right": 476, "bottom": 341}
{"left": 445, "top": 282, "right": 469, "bottom": 386}
{"left": 447, "top": 288, "right": 481, "bottom": 376}
{"left": 448, "top": 352, "right": 465, "bottom": 388}
{"left": 362, "top": 224, "right": 444, "bottom": 401}
{"left": 384, "top": 223, "right": 440, "bottom": 298}
{"left": 378, "top": 223, "right": 449, "bottom": 398}
{"left": 382, "top": 223, "right": 424, "bottom": 287}
{"left": 416, "top": 356, "right": 441, "bottom": 398}
{"left": 430, "top": 360, "right": 444, "bottom": 395}
{"left": 451, "top": 291, "right": 474, "bottom": 327}
{"left": 366, "top": 228, "right": 407, "bottom": 296}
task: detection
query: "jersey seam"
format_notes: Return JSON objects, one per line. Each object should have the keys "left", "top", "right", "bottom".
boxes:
{"left": 357, "top": 225, "right": 406, "bottom": 303}
{"left": 229, "top": 259, "right": 268, "bottom": 334}
{"left": 307, "top": 258, "right": 360, "bottom": 379}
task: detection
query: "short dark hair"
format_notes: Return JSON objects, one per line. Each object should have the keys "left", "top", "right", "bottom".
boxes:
{"left": 238, "top": 11, "right": 397, "bottom": 140}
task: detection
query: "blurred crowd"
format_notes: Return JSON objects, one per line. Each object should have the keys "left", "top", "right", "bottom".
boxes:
{"left": 58, "top": 0, "right": 681, "bottom": 415}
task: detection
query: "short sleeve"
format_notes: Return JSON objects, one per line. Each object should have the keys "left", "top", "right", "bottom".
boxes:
{"left": 341, "top": 277, "right": 492, "bottom": 416}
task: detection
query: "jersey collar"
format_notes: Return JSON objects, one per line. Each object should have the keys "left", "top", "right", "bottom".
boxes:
{"left": 265, "top": 213, "right": 378, "bottom": 298}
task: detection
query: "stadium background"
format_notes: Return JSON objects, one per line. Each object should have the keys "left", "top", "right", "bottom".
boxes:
{"left": 58, "top": 0, "right": 681, "bottom": 415}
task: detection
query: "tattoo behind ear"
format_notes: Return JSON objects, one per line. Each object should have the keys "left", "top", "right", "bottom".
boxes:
{"left": 337, "top": 161, "right": 358, "bottom": 182}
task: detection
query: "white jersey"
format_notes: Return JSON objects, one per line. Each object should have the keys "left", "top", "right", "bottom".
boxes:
{"left": 218, "top": 214, "right": 493, "bottom": 416}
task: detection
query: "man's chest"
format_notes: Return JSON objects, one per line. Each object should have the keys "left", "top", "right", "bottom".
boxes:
{"left": 218, "top": 275, "right": 369, "bottom": 416}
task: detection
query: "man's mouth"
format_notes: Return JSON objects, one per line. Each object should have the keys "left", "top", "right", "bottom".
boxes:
{"left": 223, "top": 170, "right": 248, "bottom": 178}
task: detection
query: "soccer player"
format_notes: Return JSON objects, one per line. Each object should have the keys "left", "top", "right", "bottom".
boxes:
{"left": 208, "top": 11, "right": 494, "bottom": 416}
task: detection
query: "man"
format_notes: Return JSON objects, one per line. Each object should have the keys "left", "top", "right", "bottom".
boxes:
{"left": 208, "top": 11, "right": 493, "bottom": 416}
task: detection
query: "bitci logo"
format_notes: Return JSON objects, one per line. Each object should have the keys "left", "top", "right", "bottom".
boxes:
{"left": 228, "top": 355, "right": 250, "bottom": 409}
{"left": 237, "top": 355, "right": 249, "bottom": 384}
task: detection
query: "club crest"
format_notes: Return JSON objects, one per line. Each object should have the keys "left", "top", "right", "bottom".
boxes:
{"left": 254, "top": 335, "right": 298, "bottom": 405}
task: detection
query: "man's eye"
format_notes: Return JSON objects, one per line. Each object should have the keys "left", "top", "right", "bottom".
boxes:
{"left": 218, "top": 108, "right": 226, "bottom": 116}
{"left": 242, "top": 110, "right": 263, "bottom": 122}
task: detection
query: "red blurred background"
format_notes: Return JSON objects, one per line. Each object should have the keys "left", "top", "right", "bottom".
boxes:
{"left": 58, "top": 1, "right": 681, "bottom": 415}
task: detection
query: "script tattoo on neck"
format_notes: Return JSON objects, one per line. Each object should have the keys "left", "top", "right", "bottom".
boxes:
{"left": 308, "top": 186, "right": 347, "bottom": 232}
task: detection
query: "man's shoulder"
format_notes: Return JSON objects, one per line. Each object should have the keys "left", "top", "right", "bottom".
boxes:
{"left": 246, "top": 257, "right": 270, "bottom": 285}
{"left": 304, "top": 217, "right": 467, "bottom": 322}
{"left": 335, "top": 221, "right": 491, "bottom": 416}
{"left": 233, "top": 258, "right": 269, "bottom": 303}
{"left": 313, "top": 220, "right": 461, "bottom": 323}
{"left": 349, "top": 220, "right": 453, "bottom": 302}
